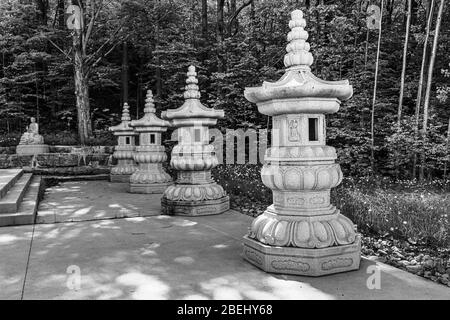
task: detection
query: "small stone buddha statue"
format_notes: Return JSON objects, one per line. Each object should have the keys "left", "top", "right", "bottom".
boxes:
{"left": 16, "top": 117, "right": 49, "bottom": 155}
{"left": 19, "top": 117, "right": 44, "bottom": 145}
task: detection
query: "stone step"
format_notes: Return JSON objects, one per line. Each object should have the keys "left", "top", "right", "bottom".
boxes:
{"left": 0, "top": 176, "right": 41, "bottom": 227}
{"left": 0, "top": 169, "right": 24, "bottom": 199}
{"left": 0, "top": 173, "right": 33, "bottom": 213}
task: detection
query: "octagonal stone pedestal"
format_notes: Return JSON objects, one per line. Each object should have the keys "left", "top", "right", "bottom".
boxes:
{"left": 243, "top": 235, "right": 361, "bottom": 277}
{"left": 110, "top": 160, "right": 136, "bottom": 182}
{"left": 161, "top": 195, "right": 230, "bottom": 216}
{"left": 130, "top": 182, "right": 171, "bottom": 194}
{"left": 16, "top": 144, "right": 49, "bottom": 156}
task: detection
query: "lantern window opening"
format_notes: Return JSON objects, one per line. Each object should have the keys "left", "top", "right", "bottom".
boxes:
{"left": 308, "top": 117, "right": 319, "bottom": 142}
{"left": 194, "top": 128, "right": 201, "bottom": 143}
{"left": 150, "top": 133, "right": 156, "bottom": 144}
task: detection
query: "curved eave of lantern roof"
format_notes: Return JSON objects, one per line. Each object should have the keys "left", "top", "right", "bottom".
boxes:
{"left": 244, "top": 68, "right": 353, "bottom": 104}
{"left": 130, "top": 114, "right": 170, "bottom": 132}
{"left": 169, "top": 117, "right": 218, "bottom": 128}
{"left": 109, "top": 122, "right": 136, "bottom": 136}
{"left": 162, "top": 99, "right": 224, "bottom": 121}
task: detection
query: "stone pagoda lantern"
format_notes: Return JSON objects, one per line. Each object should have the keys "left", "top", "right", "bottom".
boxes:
{"left": 109, "top": 102, "right": 138, "bottom": 182}
{"left": 129, "top": 90, "right": 173, "bottom": 193}
{"left": 161, "top": 66, "right": 230, "bottom": 216}
{"left": 242, "top": 10, "right": 360, "bottom": 276}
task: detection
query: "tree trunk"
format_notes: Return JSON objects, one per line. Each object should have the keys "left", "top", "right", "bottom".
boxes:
{"left": 412, "top": 0, "right": 434, "bottom": 179}
{"left": 227, "top": 0, "right": 237, "bottom": 35}
{"left": 73, "top": 30, "right": 92, "bottom": 145}
{"left": 410, "top": 0, "right": 419, "bottom": 25}
{"left": 250, "top": 0, "right": 256, "bottom": 56}
{"left": 155, "top": 23, "right": 162, "bottom": 98}
{"left": 136, "top": 64, "right": 142, "bottom": 119}
{"left": 370, "top": 0, "right": 384, "bottom": 174}
{"left": 121, "top": 41, "right": 129, "bottom": 104}
{"left": 216, "top": 0, "right": 225, "bottom": 72}
{"left": 397, "top": 0, "right": 411, "bottom": 125}
{"left": 201, "top": 0, "right": 208, "bottom": 42}
{"left": 363, "top": 29, "right": 369, "bottom": 75}
{"left": 58, "top": 0, "right": 65, "bottom": 28}
{"left": 444, "top": 117, "right": 450, "bottom": 179}
{"left": 36, "top": 0, "right": 49, "bottom": 25}
{"left": 395, "top": 0, "right": 412, "bottom": 179}
{"left": 74, "top": 70, "right": 92, "bottom": 144}
{"left": 420, "top": 0, "right": 445, "bottom": 180}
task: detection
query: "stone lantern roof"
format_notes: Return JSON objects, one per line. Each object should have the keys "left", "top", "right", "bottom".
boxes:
{"left": 244, "top": 10, "right": 353, "bottom": 116}
{"left": 130, "top": 90, "right": 170, "bottom": 132}
{"left": 109, "top": 102, "right": 136, "bottom": 135}
{"left": 161, "top": 66, "right": 224, "bottom": 126}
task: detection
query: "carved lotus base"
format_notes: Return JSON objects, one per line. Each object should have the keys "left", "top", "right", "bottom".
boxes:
{"left": 129, "top": 182, "right": 172, "bottom": 194}
{"left": 161, "top": 195, "right": 230, "bottom": 216}
{"left": 16, "top": 144, "right": 49, "bottom": 155}
{"left": 243, "top": 234, "right": 361, "bottom": 276}
{"left": 249, "top": 209, "right": 357, "bottom": 248}
{"left": 130, "top": 170, "right": 172, "bottom": 185}
{"left": 110, "top": 174, "right": 132, "bottom": 183}
{"left": 163, "top": 183, "right": 227, "bottom": 202}
{"left": 110, "top": 161, "right": 138, "bottom": 179}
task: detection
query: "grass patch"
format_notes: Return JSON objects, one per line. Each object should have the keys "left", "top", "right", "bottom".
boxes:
{"left": 333, "top": 177, "right": 450, "bottom": 248}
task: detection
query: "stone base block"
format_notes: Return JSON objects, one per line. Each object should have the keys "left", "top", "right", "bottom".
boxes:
{"left": 242, "top": 234, "right": 361, "bottom": 277}
{"left": 16, "top": 144, "right": 49, "bottom": 156}
{"left": 161, "top": 196, "right": 230, "bottom": 216}
{"left": 110, "top": 174, "right": 131, "bottom": 183}
{"left": 129, "top": 182, "right": 172, "bottom": 194}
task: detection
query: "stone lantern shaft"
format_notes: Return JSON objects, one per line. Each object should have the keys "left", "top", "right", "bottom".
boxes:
{"left": 242, "top": 10, "right": 361, "bottom": 276}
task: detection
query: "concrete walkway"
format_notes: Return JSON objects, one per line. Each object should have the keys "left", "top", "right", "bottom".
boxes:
{"left": 0, "top": 181, "right": 449, "bottom": 300}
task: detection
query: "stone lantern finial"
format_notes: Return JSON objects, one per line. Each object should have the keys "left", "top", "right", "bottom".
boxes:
{"left": 284, "top": 9, "right": 313, "bottom": 70}
{"left": 144, "top": 89, "right": 156, "bottom": 113}
{"left": 184, "top": 65, "right": 201, "bottom": 100}
{"left": 121, "top": 102, "right": 131, "bottom": 122}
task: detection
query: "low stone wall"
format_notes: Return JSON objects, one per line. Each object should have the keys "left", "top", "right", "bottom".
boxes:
{"left": 49, "top": 145, "right": 115, "bottom": 154}
{"left": 0, "top": 146, "right": 16, "bottom": 154}
{"left": 0, "top": 151, "right": 115, "bottom": 176}
{"left": 0, "top": 145, "right": 115, "bottom": 155}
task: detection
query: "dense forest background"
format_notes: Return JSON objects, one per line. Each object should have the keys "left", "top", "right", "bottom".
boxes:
{"left": 0, "top": 0, "right": 449, "bottom": 179}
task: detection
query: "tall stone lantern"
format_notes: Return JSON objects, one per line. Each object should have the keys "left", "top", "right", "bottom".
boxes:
{"left": 242, "top": 10, "right": 360, "bottom": 276}
{"left": 161, "top": 66, "right": 230, "bottom": 216}
{"left": 109, "top": 102, "right": 138, "bottom": 182}
{"left": 129, "top": 90, "right": 173, "bottom": 193}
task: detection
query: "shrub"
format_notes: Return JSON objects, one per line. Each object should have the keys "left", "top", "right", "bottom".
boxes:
{"left": 43, "top": 130, "right": 115, "bottom": 146}
{"left": 212, "top": 164, "right": 271, "bottom": 205}
{"left": 0, "top": 132, "right": 21, "bottom": 147}
{"left": 43, "top": 131, "right": 79, "bottom": 145}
